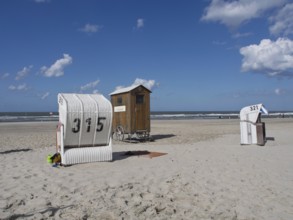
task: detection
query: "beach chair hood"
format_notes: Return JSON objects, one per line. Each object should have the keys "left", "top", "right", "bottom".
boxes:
{"left": 240, "top": 104, "right": 268, "bottom": 124}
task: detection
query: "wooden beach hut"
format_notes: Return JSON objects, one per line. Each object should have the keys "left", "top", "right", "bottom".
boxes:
{"left": 110, "top": 84, "right": 151, "bottom": 141}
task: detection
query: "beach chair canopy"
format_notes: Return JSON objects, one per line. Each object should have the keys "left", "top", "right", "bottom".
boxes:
{"left": 240, "top": 103, "right": 268, "bottom": 123}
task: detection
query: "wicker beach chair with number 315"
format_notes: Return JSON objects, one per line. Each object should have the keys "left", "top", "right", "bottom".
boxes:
{"left": 56, "top": 93, "right": 113, "bottom": 165}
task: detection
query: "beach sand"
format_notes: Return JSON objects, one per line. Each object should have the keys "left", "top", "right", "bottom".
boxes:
{"left": 0, "top": 119, "right": 292, "bottom": 219}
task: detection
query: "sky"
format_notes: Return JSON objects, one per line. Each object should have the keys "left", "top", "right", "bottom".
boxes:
{"left": 0, "top": 0, "right": 293, "bottom": 112}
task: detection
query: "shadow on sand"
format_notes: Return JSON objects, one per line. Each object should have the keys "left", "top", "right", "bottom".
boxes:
{"left": 266, "top": 137, "right": 275, "bottom": 141}
{"left": 0, "top": 148, "right": 32, "bottom": 155}
{"left": 113, "top": 150, "right": 167, "bottom": 161}
{"left": 150, "top": 134, "right": 175, "bottom": 141}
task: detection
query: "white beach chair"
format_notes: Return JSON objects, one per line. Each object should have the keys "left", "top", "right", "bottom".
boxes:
{"left": 240, "top": 103, "right": 268, "bottom": 146}
{"left": 56, "top": 93, "right": 113, "bottom": 165}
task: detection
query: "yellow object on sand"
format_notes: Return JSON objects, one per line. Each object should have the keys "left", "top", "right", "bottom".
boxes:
{"left": 47, "top": 154, "right": 53, "bottom": 164}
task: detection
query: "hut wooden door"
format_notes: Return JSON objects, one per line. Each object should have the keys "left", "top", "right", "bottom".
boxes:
{"left": 135, "top": 94, "right": 145, "bottom": 130}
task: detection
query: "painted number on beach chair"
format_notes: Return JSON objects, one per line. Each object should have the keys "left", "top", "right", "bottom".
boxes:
{"left": 86, "top": 118, "right": 91, "bottom": 132}
{"left": 96, "top": 117, "right": 106, "bottom": 132}
{"left": 72, "top": 117, "right": 106, "bottom": 133}
{"left": 72, "top": 118, "right": 81, "bottom": 133}
{"left": 250, "top": 105, "right": 259, "bottom": 111}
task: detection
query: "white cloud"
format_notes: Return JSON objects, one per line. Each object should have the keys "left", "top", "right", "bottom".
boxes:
{"left": 201, "top": 0, "right": 285, "bottom": 28}
{"left": 232, "top": 32, "right": 253, "bottom": 38}
{"left": 115, "top": 78, "right": 159, "bottom": 92}
{"left": 8, "top": 83, "right": 29, "bottom": 91}
{"left": 275, "top": 88, "right": 281, "bottom": 95}
{"left": 136, "top": 18, "right": 144, "bottom": 29}
{"left": 17, "top": 84, "right": 28, "bottom": 90}
{"left": 274, "top": 88, "right": 289, "bottom": 95}
{"left": 15, "top": 65, "right": 33, "bottom": 80}
{"left": 132, "top": 78, "right": 157, "bottom": 90}
{"left": 240, "top": 38, "right": 293, "bottom": 77}
{"left": 80, "top": 79, "right": 100, "bottom": 92}
{"left": 79, "top": 24, "right": 103, "bottom": 33}
{"left": 114, "top": 85, "right": 125, "bottom": 91}
{"left": 41, "top": 92, "right": 50, "bottom": 100}
{"left": 269, "top": 3, "right": 293, "bottom": 36}
{"left": 8, "top": 85, "right": 16, "bottom": 90}
{"left": 1, "top": 73, "right": 10, "bottom": 79}
{"left": 212, "top": 40, "right": 227, "bottom": 46}
{"left": 40, "top": 54, "right": 72, "bottom": 77}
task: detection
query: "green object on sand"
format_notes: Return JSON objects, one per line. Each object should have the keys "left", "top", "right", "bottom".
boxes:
{"left": 47, "top": 154, "right": 53, "bottom": 164}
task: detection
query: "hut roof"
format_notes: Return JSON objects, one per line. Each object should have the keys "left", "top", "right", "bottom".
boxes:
{"left": 110, "top": 84, "right": 152, "bottom": 96}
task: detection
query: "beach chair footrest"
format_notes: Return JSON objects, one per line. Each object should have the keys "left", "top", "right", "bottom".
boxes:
{"left": 61, "top": 145, "right": 112, "bottom": 165}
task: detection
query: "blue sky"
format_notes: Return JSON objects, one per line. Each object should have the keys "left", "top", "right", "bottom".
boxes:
{"left": 0, "top": 0, "right": 293, "bottom": 112}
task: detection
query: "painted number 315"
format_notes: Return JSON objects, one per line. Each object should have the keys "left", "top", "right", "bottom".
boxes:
{"left": 72, "top": 117, "right": 106, "bottom": 133}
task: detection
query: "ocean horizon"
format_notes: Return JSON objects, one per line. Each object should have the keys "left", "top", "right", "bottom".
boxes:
{"left": 0, "top": 111, "right": 293, "bottom": 123}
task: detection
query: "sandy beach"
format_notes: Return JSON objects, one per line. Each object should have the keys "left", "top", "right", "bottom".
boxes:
{"left": 0, "top": 118, "right": 292, "bottom": 219}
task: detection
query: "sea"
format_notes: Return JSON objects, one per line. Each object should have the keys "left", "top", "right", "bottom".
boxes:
{"left": 0, "top": 111, "right": 292, "bottom": 122}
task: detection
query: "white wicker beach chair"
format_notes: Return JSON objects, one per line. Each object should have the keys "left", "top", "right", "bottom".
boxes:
{"left": 240, "top": 103, "right": 268, "bottom": 146}
{"left": 56, "top": 93, "right": 113, "bottom": 165}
